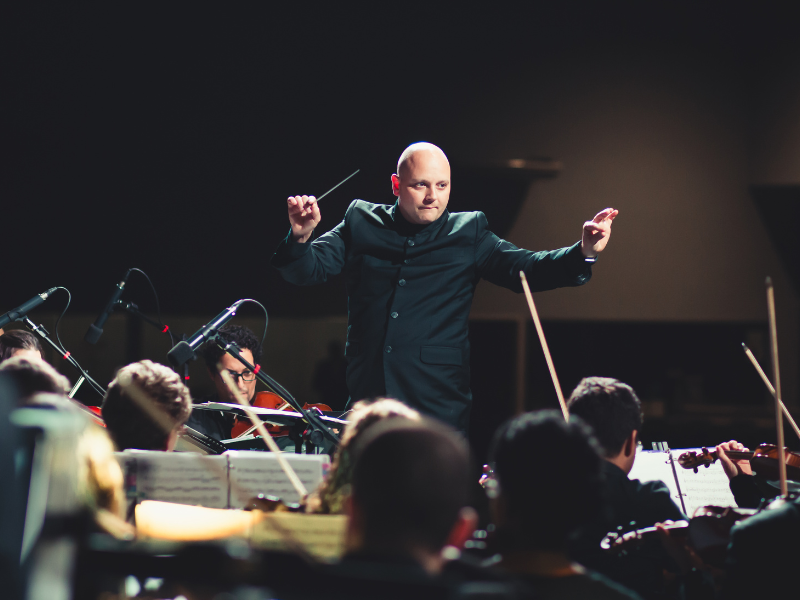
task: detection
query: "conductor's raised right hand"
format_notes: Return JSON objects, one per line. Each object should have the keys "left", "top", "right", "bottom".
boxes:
{"left": 288, "top": 195, "right": 320, "bottom": 243}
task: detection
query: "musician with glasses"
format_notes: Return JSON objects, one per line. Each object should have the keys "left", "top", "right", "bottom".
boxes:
{"left": 185, "top": 324, "right": 262, "bottom": 441}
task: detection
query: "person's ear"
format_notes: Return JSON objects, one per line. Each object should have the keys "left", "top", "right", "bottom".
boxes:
{"left": 625, "top": 430, "right": 637, "bottom": 458}
{"left": 165, "top": 428, "right": 179, "bottom": 452}
{"left": 391, "top": 174, "right": 400, "bottom": 196}
{"left": 445, "top": 507, "right": 478, "bottom": 549}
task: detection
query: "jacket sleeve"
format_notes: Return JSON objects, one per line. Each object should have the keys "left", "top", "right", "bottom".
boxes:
{"left": 270, "top": 201, "right": 353, "bottom": 285}
{"left": 473, "top": 212, "right": 592, "bottom": 293}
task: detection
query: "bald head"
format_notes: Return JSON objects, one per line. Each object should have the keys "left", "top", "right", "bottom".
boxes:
{"left": 397, "top": 142, "right": 450, "bottom": 177}
{"left": 392, "top": 143, "right": 451, "bottom": 225}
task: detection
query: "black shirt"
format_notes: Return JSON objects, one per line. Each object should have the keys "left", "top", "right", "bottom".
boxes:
{"left": 272, "top": 200, "right": 592, "bottom": 430}
{"left": 185, "top": 393, "right": 235, "bottom": 441}
{"left": 569, "top": 461, "right": 686, "bottom": 599}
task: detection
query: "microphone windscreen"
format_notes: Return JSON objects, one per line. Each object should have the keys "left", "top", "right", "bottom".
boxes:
{"left": 84, "top": 324, "right": 103, "bottom": 345}
{"left": 167, "top": 341, "right": 195, "bottom": 368}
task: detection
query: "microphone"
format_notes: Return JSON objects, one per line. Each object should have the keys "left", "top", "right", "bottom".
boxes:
{"left": 85, "top": 269, "right": 132, "bottom": 344}
{"left": 166, "top": 300, "right": 243, "bottom": 368}
{"left": 0, "top": 288, "right": 59, "bottom": 328}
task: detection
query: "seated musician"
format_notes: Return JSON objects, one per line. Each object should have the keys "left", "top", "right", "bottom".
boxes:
{"left": 489, "top": 410, "right": 641, "bottom": 599}
{"left": 0, "top": 355, "right": 71, "bottom": 403}
{"left": 566, "top": 377, "right": 685, "bottom": 599}
{"left": 343, "top": 418, "right": 477, "bottom": 576}
{"left": 101, "top": 360, "right": 192, "bottom": 451}
{"left": 185, "top": 324, "right": 261, "bottom": 441}
{"left": 306, "top": 397, "right": 420, "bottom": 514}
{"left": 0, "top": 329, "right": 44, "bottom": 363}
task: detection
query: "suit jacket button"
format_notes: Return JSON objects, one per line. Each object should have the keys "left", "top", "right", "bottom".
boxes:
{"left": 407, "top": 239, "right": 415, "bottom": 247}
{"left": 398, "top": 279, "right": 406, "bottom": 286}
{"left": 391, "top": 312, "right": 398, "bottom": 319}
{"left": 385, "top": 346, "right": 392, "bottom": 353}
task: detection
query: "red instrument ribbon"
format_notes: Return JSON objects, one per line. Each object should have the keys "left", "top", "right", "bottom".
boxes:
{"left": 253, "top": 364, "right": 261, "bottom": 375}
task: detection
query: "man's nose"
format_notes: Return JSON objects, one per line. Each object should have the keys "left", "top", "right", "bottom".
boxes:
{"left": 426, "top": 186, "right": 437, "bottom": 201}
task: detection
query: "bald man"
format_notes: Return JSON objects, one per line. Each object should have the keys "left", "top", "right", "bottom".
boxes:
{"left": 272, "top": 143, "right": 617, "bottom": 431}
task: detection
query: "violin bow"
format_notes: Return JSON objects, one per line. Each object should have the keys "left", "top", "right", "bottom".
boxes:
{"left": 742, "top": 342, "right": 800, "bottom": 440}
{"left": 520, "top": 271, "right": 569, "bottom": 420}
{"left": 218, "top": 366, "right": 308, "bottom": 498}
{"left": 766, "top": 277, "right": 788, "bottom": 497}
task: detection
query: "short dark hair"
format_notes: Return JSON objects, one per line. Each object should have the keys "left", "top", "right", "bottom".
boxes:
{"left": 201, "top": 325, "right": 262, "bottom": 371}
{"left": 0, "top": 356, "right": 71, "bottom": 400}
{"left": 102, "top": 360, "right": 192, "bottom": 451}
{"left": 351, "top": 419, "right": 471, "bottom": 554}
{"left": 566, "top": 377, "right": 643, "bottom": 457}
{"left": 490, "top": 410, "right": 605, "bottom": 550}
{"left": 0, "top": 330, "right": 44, "bottom": 363}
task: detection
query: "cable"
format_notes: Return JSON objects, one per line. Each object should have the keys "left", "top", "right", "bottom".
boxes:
{"left": 53, "top": 286, "right": 71, "bottom": 354}
{"left": 234, "top": 299, "right": 269, "bottom": 348}
{"left": 129, "top": 268, "right": 175, "bottom": 347}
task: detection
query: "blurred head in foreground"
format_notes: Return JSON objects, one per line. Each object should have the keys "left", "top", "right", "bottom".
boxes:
{"left": 0, "top": 355, "right": 70, "bottom": 404}
{"left": 490, "top": 410, "right": 605, "bottom": 553}
{"left": 0, "top": 329, "right": 44, "bottom": 363}
{"left": 308, "top": 397, "right": 421, "bottom": 514}
{"left": 102, "top": 360, "right": 192, "bottom": 451}
{"left": 567, "top": 376, "right": 643, "bottom": 474}
{"left": 345, "top": 418, "right": 476, "bottom": 574}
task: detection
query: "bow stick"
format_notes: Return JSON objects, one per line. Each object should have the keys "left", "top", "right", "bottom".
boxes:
{"left": 742, "top": 342, "right": 800, "bottom": 440}
{"left": 766, "top": 277, "right": 788, "bottom": 496}
{"left": 218, "top": 367, "right": 308, "bottom": 498}
{"left": 520, "top": 271, "right": 569, "bottom": 420}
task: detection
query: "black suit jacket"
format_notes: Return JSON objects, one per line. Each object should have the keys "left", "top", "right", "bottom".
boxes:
{"left": 272, "top": 200, "right": 592, "bottom": 429}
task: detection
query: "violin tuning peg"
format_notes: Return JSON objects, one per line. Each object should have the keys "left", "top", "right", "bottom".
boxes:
{"left": 693, "top": 467, "right": 698, "bottom": 473}
{"left": 704, "top": 463, "right": 710, "bottom": 469}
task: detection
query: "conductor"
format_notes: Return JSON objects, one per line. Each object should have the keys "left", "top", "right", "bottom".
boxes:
{"left": 272, "top": 143, "right": 617, "bottom": 430}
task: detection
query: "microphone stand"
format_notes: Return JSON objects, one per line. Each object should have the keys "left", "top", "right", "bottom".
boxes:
{"left": 117, "top": 301, "right": 178, "bottom": 345}
{"left": 24, "top": 318, "right": 106, "bottom": 399}
{"left": 212, "top": 337, "right": 340, "bottom": 448}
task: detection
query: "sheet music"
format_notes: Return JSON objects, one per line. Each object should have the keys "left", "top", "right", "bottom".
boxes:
{"left": 250, "top": 513, "right": 348, "bottom": 561}
{"left": 671, "top": 448, "right": 737, "bottom": 516}
{"left": 227, "top": 451, "right": 330, "bottom": 507}
{"left": 628, "top": 449, "right": 684, "bottom": 510}
{"left": 116, "top": 451, "right": 229, "bottom": 509}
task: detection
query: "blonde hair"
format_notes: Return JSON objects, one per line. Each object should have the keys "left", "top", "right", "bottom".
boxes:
{"left": 306, "top": 398, "right": 420, "bottom": 514}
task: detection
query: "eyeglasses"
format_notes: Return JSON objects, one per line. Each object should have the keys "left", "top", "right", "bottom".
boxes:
{"left": 226, "top": 369, "right": 256, "bottom": 383}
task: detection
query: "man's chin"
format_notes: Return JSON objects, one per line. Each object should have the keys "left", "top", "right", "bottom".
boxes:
{"left": 416, "top": 209, "right": 440, "bottom": 223}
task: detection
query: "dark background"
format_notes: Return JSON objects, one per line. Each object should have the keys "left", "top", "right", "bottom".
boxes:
{"left": 2, "top": 3, "right": 798, "bottom": 463}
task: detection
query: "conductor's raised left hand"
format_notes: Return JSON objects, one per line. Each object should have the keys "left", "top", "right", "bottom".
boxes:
{"left": 581, "top": 208, "right": 618, "bottom": 258}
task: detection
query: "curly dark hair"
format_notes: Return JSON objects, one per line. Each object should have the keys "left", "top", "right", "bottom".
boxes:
{"left": 102, "top": 360, "right": 192, "bottom": 451}
{"left": 201, "top": 324, "right": 262, "bottom": 370}
{"left": 0, "top": 329, "right": 44, "bottom": 363}
{"left": 566, "top": 376, "right": 643, "bottom": 457}
{"left": 490, "top": 410, "right": 605, "bottom": 551}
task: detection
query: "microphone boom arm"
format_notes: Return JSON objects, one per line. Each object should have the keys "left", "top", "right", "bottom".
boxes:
{"left": 24, "top": 318, "right": 106, "bottom": 399}
{"left": 213, "top": 337, "right": 340, "bottom": 447}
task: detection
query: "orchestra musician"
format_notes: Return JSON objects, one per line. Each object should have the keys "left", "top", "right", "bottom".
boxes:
{"left": 272, "top": 142, "right": 618, "bottom": 430}
{"left": 101, "top": 360, "right": 192, "bottom": 452}
{"left": 488, "top": 410, "right": 641, "bottom": 599}
{"left": 0, "top": 329, "right": 44, "bottom": 363}
{"left": 185, "top": 324, "right": 261, "bottom": 442}
{"left": 0, "top": 355, "right": 71, "bottom": 402}
{"left": 566, "top": 377, "right": 685, "bottom": 599}
{"left": 342, "top": 417, "right": 477, "bottom": 576}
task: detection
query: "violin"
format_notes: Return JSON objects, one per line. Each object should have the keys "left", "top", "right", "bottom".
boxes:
{"left": 229, "top": 391, "right": 332, "bottom": 439}
{"left": 601, "top": 506, "right": 759, "bottom": 567}
{"left": 677, "top": 444, "right": 800, "bottom": 483}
